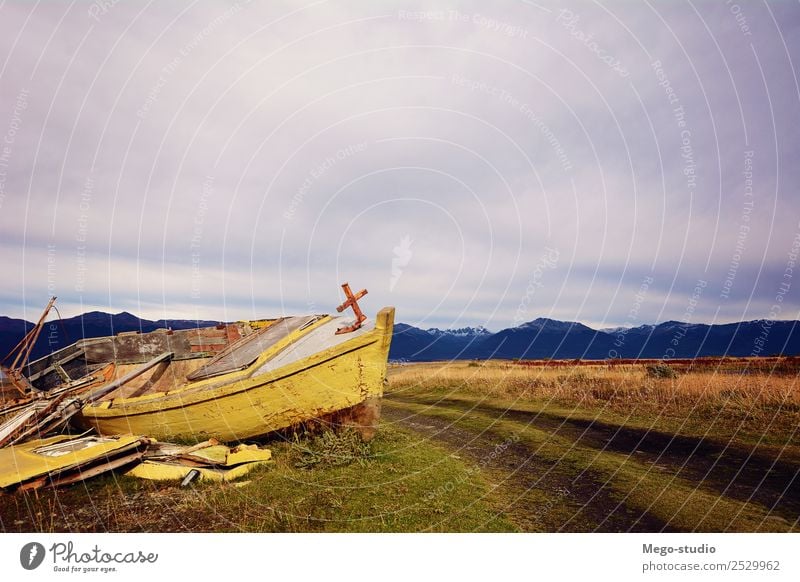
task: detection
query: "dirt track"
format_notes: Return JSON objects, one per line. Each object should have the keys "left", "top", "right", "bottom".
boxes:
{"left": 382, "top": 398, "right": 680, "bottom": 532}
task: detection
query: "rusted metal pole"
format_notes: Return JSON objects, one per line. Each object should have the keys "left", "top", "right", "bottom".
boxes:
{"left": 4, "top": 296, "right": 58, "bottom": 395}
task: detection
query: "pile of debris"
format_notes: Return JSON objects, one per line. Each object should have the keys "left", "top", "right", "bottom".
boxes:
{"left": 0, "top": 362, "right": 116, "bottom": 448}
{"left": 0, "top": 298, "right": 272, "bottom": 493}
{"left": 126, "top": 439, "right": 272, "bottom": 484}
{"left": 0, "top": 434, "right": 272, "bottom": 492}
{"left": 1, "top": 370, "right": 273, "bottom": 492}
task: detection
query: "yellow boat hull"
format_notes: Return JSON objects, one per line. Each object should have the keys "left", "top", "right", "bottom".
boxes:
{"left": 78, "top": 307, "right": 394, "bottom": 442}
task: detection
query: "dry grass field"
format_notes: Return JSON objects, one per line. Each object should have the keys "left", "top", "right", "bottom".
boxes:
{"left": 389, "top": 358, "right": 800, "bottom": 407}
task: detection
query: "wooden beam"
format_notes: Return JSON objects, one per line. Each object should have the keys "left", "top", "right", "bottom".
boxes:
{"left": 26, "top": 349, "right": 84, "bottom": 382}
{"left": 81, "top": 352, "right": 174, "bottom": 404}
{"left": 83, "top": 351, "right": 173, "bottom": 404}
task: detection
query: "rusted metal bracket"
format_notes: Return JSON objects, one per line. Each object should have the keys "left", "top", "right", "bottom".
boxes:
{"left": 335, "top": 283, "right": 368, "bottom": 334}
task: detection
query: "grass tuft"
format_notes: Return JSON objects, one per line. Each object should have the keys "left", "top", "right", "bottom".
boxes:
{"left": 646, "top": 363, "right": 678, "bottom": 379}
{"left": 295, "top": 429, "right": 372, "bottom": 469}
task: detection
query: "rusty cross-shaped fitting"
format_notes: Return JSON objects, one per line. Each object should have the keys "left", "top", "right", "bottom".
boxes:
{"left": 335, "top": 282, "right": 368, "bottom": 334}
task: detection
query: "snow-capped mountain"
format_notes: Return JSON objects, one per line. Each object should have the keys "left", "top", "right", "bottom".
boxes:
{"left": 426, "top": 326, "right": 491, "bottom": 337}
{"left": 389, "top": 318, "right": 800, "bottom": 361}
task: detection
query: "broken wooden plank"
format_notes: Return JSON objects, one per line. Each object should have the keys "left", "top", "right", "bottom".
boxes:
{"left": 0, "top": 405, "right": 43, "bottom": 445}
{"left": 26, "top": 348, "right": 84, "bottom": 382}
{"left": 1, "top": 356, "right": 169, "bottom": 448}
{"left": 125, "top": 441, "right": 272, "bottom": 483}
{"left": 0, "top": 397, "right": 35, "bottom": 417}
{"left": 8, "top": 399, "right": 72, "bottom": 445}
{"left": 46, "top": 449, "right": 146, "bottom": 488}
{"left": 83, "top": 351, "right": 173, "bottom": 404}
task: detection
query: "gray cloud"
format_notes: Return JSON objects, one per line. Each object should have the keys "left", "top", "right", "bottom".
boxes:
{"left": 1, "top": 0, "right": 798, "bottom": 330}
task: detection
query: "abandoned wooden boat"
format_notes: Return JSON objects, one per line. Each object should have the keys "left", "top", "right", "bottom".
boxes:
{"left": 21, "top": 291, "right": 394, "bottom": 443}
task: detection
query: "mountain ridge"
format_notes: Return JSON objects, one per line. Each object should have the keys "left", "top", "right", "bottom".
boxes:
{"left": 1, "top": 311, "right": 798, "bottom": 363}
{"left": 391, "top": 317, "right": 800, "bottom": 361}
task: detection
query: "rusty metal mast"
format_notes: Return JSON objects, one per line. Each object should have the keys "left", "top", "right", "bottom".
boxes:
{"left": 1, "top": 296, "right": 57, "bottom": 395}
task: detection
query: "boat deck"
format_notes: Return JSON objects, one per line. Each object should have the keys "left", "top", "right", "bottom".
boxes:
{"left": 91, "top": 313, "right": 375, "bottom": 401}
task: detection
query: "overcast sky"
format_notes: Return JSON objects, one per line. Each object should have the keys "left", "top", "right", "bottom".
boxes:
{"left": 0, "top": 0, "right": 798, "bottom": 330}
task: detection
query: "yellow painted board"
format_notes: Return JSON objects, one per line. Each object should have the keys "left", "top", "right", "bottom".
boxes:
{"left": 0, "top": 434, "right": 147, "bottom": 489}
{"left": 124, "top": 458, "right": 271, "bottom": 482}
{"left": 176, "top": 444, "right": 272, "bottom": 466}
{"left": 225, "top": 444, "right": 272, "bottom": 465}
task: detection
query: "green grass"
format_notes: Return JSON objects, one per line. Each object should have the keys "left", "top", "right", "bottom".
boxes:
{"left": 0, "top": 424, "right": 515, "bottom": 533}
